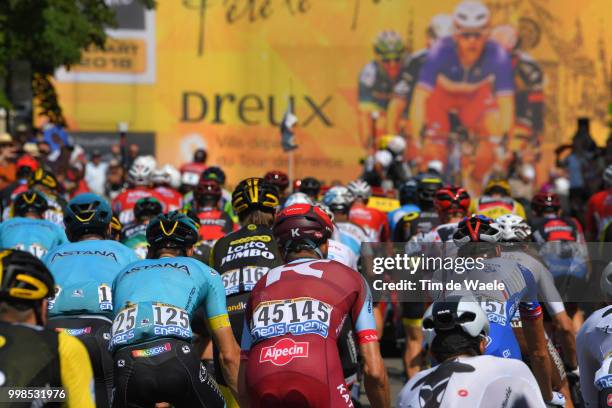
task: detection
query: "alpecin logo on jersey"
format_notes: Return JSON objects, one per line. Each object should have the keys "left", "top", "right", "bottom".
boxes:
{"left": 259, "top": 338, "right": 309, "bottom": 366}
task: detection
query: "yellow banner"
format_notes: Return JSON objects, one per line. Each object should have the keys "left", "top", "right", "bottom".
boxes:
{"left": 53, "top": 0, "right": 611, "bottom": 188}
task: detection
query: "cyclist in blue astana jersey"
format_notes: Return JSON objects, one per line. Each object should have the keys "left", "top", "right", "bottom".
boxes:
{"left": 439, "top": 215, "right": 564, "bottom": 406}
{"left": 110, "top": 211, "right": 241, "bottom": 408}
{"left": 43, "top": 193, "right": 139, "bottom": 408}
{"left": 0, "top": 190, "right": 68, "bottom": 258}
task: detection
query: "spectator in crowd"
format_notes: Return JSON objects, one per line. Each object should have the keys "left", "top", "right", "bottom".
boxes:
{"left": 556, "top": 118, "right": 605, "bottom": 223}
{"left": 85, "top": 150, "right": 109, "bottom": 196}
{"left": 0, "top": 133, "right": 17, "bottom": 190}
{"left": 105, "top": 159, "right": 126, "bottom": 200}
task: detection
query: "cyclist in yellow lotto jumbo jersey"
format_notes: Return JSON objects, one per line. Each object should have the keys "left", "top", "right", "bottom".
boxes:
{"left": 471, "top": 177, "right": 527, "bottom": 220}
{"left": 0, "top": 249, "right": 95, "bottom": 408}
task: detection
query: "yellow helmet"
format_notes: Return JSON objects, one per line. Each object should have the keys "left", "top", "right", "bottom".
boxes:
{"left": 484, "top": 178, "right": 511, "bottom": 196}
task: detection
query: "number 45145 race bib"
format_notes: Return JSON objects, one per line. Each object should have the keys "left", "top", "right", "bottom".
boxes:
{"left": 251, "top": 297, "right": 332, "bottom": 341}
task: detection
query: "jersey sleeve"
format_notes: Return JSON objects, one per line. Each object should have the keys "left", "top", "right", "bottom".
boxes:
{"left": 514, "top": 201, "right": 527, "bottom": 219}
{"left": 417, "top": 42, "right": 445, "bottom": 90}
{"left": 198, "top": 262, "right": 231, "bottom": 331}
{"left": 492, "top": 44, "right": 514, "bottom": 96}
{"left": 58, "top": 332, "right": 96, "bottom": 408}
{"left": 350, "top": 273, "right": 378, "bottom": 344}
{"left": 595, "top": 354, "right": 612, "bottom": 391}
{"left": 55, "top": 225, "right": 69, "bottom": 246}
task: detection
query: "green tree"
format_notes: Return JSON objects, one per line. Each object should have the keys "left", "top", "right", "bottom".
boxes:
{"left": 0, "top": 0, "right": 155, "bottom": 125}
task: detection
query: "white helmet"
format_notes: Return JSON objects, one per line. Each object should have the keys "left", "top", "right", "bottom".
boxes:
{"left": 374, "top": 150, "right": 393, "bottom": 168}
{"left": 152, "top": 164, "right": 181, "bottom": 189}
{"left": 601, "top": 262, "right": 612, "bottom": 298}
{"left": 347, "top": 179, "right": 372, "bottom": 200}
{"left": 386, "top": 135, "right": 406, "bottom": 155}
{"left": 283, "top": 192, "right": 313, "bottom": 208}
{"left": 128, "top": 155, "right": 157, "bottom": 186}
{"left": 423, "top": 294, "right": 490, "bottom": 348}
{"left": 429, "top": 14, "right": 455, "bottom": 39}
{"left": 453, "top": 1, "right": 490, "bottom": 29}
{"left": 323, "top": 186, "right": 355, "bottom": 213}
{"left": 495, "top": 214, "right": 532, "bottom": 242}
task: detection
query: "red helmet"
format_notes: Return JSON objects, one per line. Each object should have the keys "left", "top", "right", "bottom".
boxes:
{"left": 434, "top": 186, "right": 470, "bottom": 216}
{"left": 531, "top": 192, "right": 561, "bottom": 215}
{"left": 273, "top": 204, "right": 333, "bottom": 256}
{"left": 195, "top": 179, "right": 221, "bottom": 205}
{"left": 453, "top": 215, "right": 501, "bottom": 245}
{"left": 16, "top": 155, "right": 39, "bottom": 172}
{"left": 264, "top": 170, "right": 289, "bottom": 191}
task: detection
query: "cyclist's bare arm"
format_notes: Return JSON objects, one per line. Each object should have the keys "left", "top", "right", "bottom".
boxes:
{"left": 360, "top": 341, "right": 391, "bottom": 408}
{"left": 210, "top": 325, "right": 241, "bottom": 401}
{"left": 522, "top": 316, "right": 553, "bottom": 401}
{"left": 552, "top": 311, "right": 577, "bottom": 369}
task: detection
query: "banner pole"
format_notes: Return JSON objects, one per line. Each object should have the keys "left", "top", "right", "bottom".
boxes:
{"left": 288, "top": 149, "right": 294, "bottom": 188}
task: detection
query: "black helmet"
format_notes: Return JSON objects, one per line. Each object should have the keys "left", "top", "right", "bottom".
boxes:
{"left": 133, "top": 197, "right": 163, "bottom": 221}
{"left": 398, "top": 179, "right": 418, "bottom": 205}
{"left": 299, "top": 177, "right": 321, "bottom": 198}
{"left": 0, "top": 249, "right": 55, "bottom": 322}
{"left": 232, "top": 177, "right": 280, "bottom": 216}
{"left": 417, "top": 175, "right": 443, "bottom": 204}
{"left": 201, "top": 166, "right": 226, "bottom": 185}
{"left": 193, "top": 148, "right": 207, "bottom": 163}
{"left": 13, "top": 190, "right": 49, "bottom": 217}
{"left": 28, "top": 168, "right": 59, "bottom": 191}
{"left": 146, "top": 211, "right": 200, "bottom": 250}
{"left": 64, "top": 193, "right": 113, "bottom": 241}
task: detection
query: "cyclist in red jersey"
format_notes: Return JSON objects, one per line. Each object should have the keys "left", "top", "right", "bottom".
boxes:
{"left": 152, "top": 164, "right": 184, "bottom": 211}
{"left": 112, "top": 156, "right": 166, "bottom": 224}
{"left": 179, "top": 148, "right": 208, "bottom": 193}
{"left": 347, "top": 179, "right": 390, "bottom": 242}
{"left": 193, "top": 178, "right": 235, "bottom": 244}
{"left": 585, "top": 165, "right": 612, "bottom": 241}
{"left": 239, "top": 204, "right": 390, "bottom": 408}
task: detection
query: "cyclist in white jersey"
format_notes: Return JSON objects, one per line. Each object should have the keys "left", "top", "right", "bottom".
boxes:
{"left": 496, "top": 214, "right": 577, "bottom": 406}
{"left": 397, "top": 294, "right": 546, "bottom": 408}
{"left": 433, "top": 216, "right": 564, "bottom": 406}
{"left": 323, "top": 186, "right": 370, "bottom": 258}
{"left": 315, "top": 202, "right": 360, "bottom": 270}
{"left": 576, "top": 263, "right": 612, "bottom": 407}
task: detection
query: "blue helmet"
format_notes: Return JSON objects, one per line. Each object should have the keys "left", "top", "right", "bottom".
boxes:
{"left": 398, "top": 179, "right": 418, "bottom": 205}
{"left": 64, "top": 193, "right": 113, "bottom": 241}
{"left": 146, "top": 211, "right": 200, "bottom": 251}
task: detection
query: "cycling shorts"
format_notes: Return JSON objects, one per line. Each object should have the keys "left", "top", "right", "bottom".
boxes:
{"left": 48, "top": 316, "right": 113, "bottom": 408}
{"left": 112, "top": 338, "right": 225, "bottom": 408}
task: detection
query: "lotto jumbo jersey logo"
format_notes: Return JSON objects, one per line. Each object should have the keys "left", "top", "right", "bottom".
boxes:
{"left": 259, "top": 338, "right": 309, "bottom": 366}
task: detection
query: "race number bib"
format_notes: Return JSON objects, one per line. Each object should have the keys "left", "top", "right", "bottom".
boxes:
{"left": 13, "top": 243, "right": 47, "bottom": 258}
{"left": 98, "top": 284, "right": 112, "bottom": 311}
{"left": 221, "top": 266, "right": 268, "bottom": 295}
{"left": 479, "top": 298, "right": 507, "bottom": 326}
{"left": 182, "top": 172, "right": 200, "bottom": 186}
{"left": 111, "top": 305, "right": 138, "bottom": 346}
{"left": 251, "top": 297, "right": 332, "bottom": 341}
{"left": 152, "top": 304, "right": 191, "bottom": 339}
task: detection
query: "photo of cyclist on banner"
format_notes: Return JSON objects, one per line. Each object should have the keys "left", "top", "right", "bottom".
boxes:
{"left": 361, "top": 0, "right": 549, "bottom": 194}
